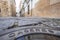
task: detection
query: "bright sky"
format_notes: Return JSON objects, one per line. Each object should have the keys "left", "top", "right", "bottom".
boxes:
{"left": 15, "top": 0, "right": 39, "bottom": 13}
{"left": 15, "top": 0, "right": 21, "bottom": 12}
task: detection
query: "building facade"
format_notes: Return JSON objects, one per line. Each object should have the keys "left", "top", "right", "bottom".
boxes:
{"left": 0, "top": 0, "right": 16, "bottom": 17}
{"left": 24, "top": 0, "right": 60, "bottom": 18}
{"left": 19, "top": 0, "right": 33, "bottom": 17}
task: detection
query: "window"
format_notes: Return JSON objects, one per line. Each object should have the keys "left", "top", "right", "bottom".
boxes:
{"left": 0, "top": 8, "right": 1, "bottom": 13}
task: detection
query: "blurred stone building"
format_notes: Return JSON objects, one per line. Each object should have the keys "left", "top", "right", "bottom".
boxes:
{"left": 24, "top": 0, "right": 60, "bottom": 18}
{"left": 19, "top": 0, "right": 33, "bottom": 17}
{"left": 0, "top": 0, "right": 16, "bottom": 17}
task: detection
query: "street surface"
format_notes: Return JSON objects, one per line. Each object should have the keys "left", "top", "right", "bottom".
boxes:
{"left": 0, "top": 17, "right": 60, "bottom": 40}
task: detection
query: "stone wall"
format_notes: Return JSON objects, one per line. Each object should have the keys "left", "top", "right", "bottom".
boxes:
{"left": 24, "top": 0, "right": 60, "bottom": 18}
{"left": 0, "top": 0, "right": 16, "bottom": 17}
